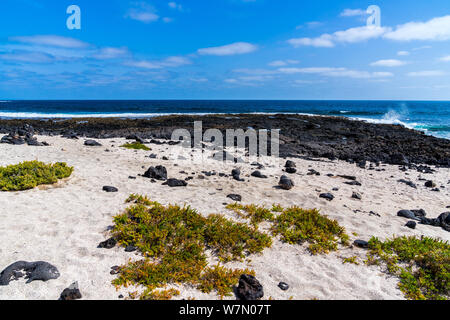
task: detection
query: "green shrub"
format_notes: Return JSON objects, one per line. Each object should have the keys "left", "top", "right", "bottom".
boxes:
{"left": 226, "top": 203, "right": 275, "bottom": 227}
{"left": 197, "top": 265, "right": 255, "bottom": 298}
{"left": 141, "top": 288, "right": 181, "bottom": 300}
{"left": 0, "top": 161, "right": 73, "bottom": 191}
{"left": 120, "top": 142, "right": 151, "bottom": 151}
{"left": 367, "top": 236, "right": 450, "bottom": 300}
{"left": 271, "top": 207, "right": 349, "bottom": 255}
{"left": 204, "top": 214, "right": 272, "bottom": 262}
{"left": 111, "top": 196, "right": 271, "bottom": 299}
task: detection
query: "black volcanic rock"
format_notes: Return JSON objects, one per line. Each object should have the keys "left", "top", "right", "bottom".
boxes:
{"left": 319, "top": 193, "right": 334, "bottom": 201}
{"left": 235, "top": 275, "right": 264, "bottom": 300}
{"left": 103, "top": 186, "right": 118, "bottom": 193}
{"left": 144, "top": 166, "right": 167, "bottom": 180}
{"left": 278, "top": 175, "right": 294, "bottom": 190}
{"left": 163, "top": 178, "right": 188, "bottom": 187}
{"left": 227, "top": 194, "right": 242, "bottom": 202}
{"left": 84, "top": 139, "right": 102, "bottom": 146}
{"left": 1, "top": 115, "right": 449, "bottom": 167}
{"left": 59, "top": 282, "right": 82, "bottom": 300}
{"left": 0, "top": 261, "right": 60, "bottom": 285}
{"left": 98, "top": 238, "right": 117, "bottom": 249}
{"left": 251, "top": 170, "right": 267, "bottom": 179}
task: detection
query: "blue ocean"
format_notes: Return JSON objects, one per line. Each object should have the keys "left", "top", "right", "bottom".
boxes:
{"left": 0, "top": 100, "right": 449, "bottom": 140}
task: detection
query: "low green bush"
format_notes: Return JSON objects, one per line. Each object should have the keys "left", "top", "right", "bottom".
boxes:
{"left": 120, "top": 142, "right": 151, "bottom": 151}
{"left": 367, "top": 236, "right": 449, "bottom": 300}
{"left": 111, "top": 195, "right": 271, "bottom": 299}
{"left": 271, "top": 207, "right": 349, "bottom": 255}
{"left": 0, "top": 161, "right": 73, "bottom": 191}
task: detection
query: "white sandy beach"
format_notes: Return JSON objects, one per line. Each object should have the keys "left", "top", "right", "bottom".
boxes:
{"left": 0, "top": 136, "right": 449, "bottom": 300}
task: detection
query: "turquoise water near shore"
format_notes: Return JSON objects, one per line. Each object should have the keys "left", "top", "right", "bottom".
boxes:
{"left": 0, "top": 100, "right": 449, "bottom": 139}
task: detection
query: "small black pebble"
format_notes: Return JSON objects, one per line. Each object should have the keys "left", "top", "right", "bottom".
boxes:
{"left": 103, "top": 186, "right": 118, "bottom": 193}
{"left": 405, "top": 221, "right": 417, "bottom": 229}
{"left": 353, "top": 240, "right": 369, "bottom": 249}
{"left": 278, "top": 282, "right": 289, "bottom": 291}
{"left": 125, "top": 245, "right": 137, "bottom": 252}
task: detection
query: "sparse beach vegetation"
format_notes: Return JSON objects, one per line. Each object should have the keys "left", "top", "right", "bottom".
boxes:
{"left": 111, "top": 195, "right": 271, "bottom": 299}
{"left": 366, "top": 236, "right": 450, "bottom": 300}
{"left": 120, "top": 142, "right": 151, "bottom": 151}
{"left": 0, "top": 161, "right": 73, "bottom": 191}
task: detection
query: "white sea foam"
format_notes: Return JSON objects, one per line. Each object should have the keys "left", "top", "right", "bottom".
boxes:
{"left": 0, "top": 112, "right": 211, "bottom": 119}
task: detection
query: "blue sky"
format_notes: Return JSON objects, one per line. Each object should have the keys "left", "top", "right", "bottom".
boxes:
{"left": 1, "top": 0, "right": 450, "bottom": 100}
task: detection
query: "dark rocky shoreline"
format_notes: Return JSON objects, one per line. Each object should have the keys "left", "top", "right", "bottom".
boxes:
{"left": 1, "top": 114, "right": 449, "bottom": 167}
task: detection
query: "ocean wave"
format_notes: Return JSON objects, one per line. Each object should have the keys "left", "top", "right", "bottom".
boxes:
{"left": 0, "top": 112, "right": 214, "bottom": 119}
{"left": 413, "top": 124, "right": 450, "bottom": 132}
{"left": 0, "top": 101, "right": 11, "bottom": 103}
{"left": 0, "top": 111, "right": 319, "bottom": 119}
{"left": 327, "top": 110, "right": 384, "bottom": 116}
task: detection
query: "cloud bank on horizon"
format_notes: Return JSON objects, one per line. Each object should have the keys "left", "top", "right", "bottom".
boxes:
{"left": 0, "top": 0, "right": 449, "bottom": 100}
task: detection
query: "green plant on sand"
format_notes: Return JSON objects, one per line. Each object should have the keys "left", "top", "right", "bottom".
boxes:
{"left": 226, "top": 203, "right": 349, "bottom": 255}
{"left": 111, "top": 194, "right": 271, "bottom": 299}
{"left": 120, "top": 142, "right": 151, "bottom": 151}
{"left": 271, "top": 206, "right": 350, "bottom": 255}
{"left": 366, "top": 236, "right": 449, "bottom": 300}
{"left": 0, "top": 161, "right": 73, "bottom": 191}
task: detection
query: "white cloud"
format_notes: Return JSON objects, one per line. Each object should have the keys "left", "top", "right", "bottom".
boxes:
{"left": 370, "top": 59, "right": 406, "bottom": 67}
{"left": 340, "top": 9, "right": 366, "bottom": 17}
{"left": 190, "top": 78, "right": 208, "bottom": 83}
{"left": 288, "top": 26, "right": 389, "bottom": 48}
{"left": 92, "top": 47, "right": 129, "bottom": 60}
{"left": 126, "top": 10, "right": 159, "bottom": 23}
{"left": 125, "top": 56, "right": 191, "bottom": 69}
{"left": 197, "top": 42, "right": 257, "bottom": 56}
{"left": 278, "top": 67, "right": 393, "bottom": 79}
{"left": 333, "top": 26, "right": 389, "bottom": 43}
{"left": 10, "top": 35, "right": 88, "bottom": 48}
{"left": 407, "top": 70, "right": 446, "bottom": 77}
{"left": 439, "top": 55, "right": 450, "bottom": 62}
{"left": 159, "top": 56, "right": 192, "bottom": 67}
{"left": 288, "top": 34, "right": 334, "bottom": 48}
{"left": 126, "top": 3, "right": 159, "bottom": 23}
{"left": 289, "top": 14, "right": 450, "bottom": 49}
{"left": 168, "top": 2, "right": 183, "bottom": 11}
{"left": 384, "top": 15, "right": 450, "bottom": 41}
{"left": 0, "top": 51, "right": 54, "bottom": 63}
{"left": 268, "top": 60, "right": 299, "bottom": 67}
{"left": 296, "top": 21, "right": 323, "bottom": 30}
{"left": 397, "top": 51, "right": 410, "bottom": 56}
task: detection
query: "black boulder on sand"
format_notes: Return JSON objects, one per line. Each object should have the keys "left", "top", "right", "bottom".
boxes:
{"left": 251, "top": 170, "right": 267, "bottom": 179}
{"left": 144, "top": 165, "right": 168, "bottom": 180}
{"left": 59, "top": 282, "right": 82, "bottom": 300}
{"left": 103, "top": 186, "right": 118, "bottom": 193}
{"left": 84, "top": 140, "right": 102, "bottom": 146}
{"left": 227, "top": 194, "right": 242, "bottom": 202}
{"left": 235, "top": 275, "right": 264, "bottom": 300}
{"left": 278, "top": 175, "right": 294, "bottom": 190}
{"left": 98, "top": 237, "right": 117, "bottom": 249}
{"left": 320, "top": 193, "right": 334, "bottom": 201}
{"left": 397, "top": 209, "right": 426, "bottom": 221}
{"left": 353, "top": 240, "right": 369, "bottom": 249}
{"left": 285, "top": 160, "right": 296, "bottom": 168}
{"left": 163, "top": 178, "right": 188, "bottom": 187}
{"left": 232, "top": 168, "right": 244, "bottom": 181}
{"left": 0, "top": 261, "right": 60, "bottom": 286}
